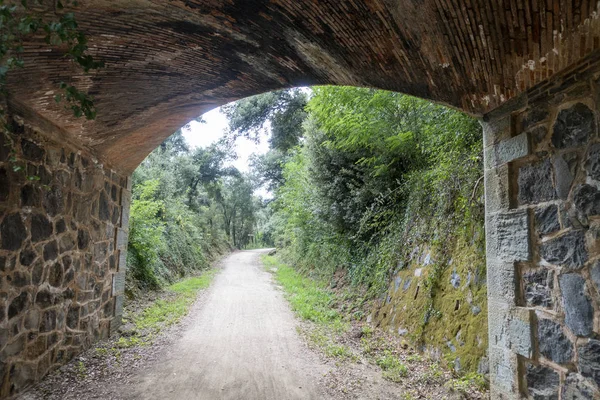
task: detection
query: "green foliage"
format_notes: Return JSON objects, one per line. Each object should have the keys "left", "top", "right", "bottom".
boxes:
{"left": 376, "top": 351, "right": 409, "bottom": 382}
{"left": 128, "top": 129, "right": 264, "bottom": 290}
{"left": 262, "top": 255, "right": 340, "bottom": 324}
{"left": 0, "top": 0, "right": 103, "bottom": 119}
{"left": 117, "top": 271, "right": 217, "bottom": 348}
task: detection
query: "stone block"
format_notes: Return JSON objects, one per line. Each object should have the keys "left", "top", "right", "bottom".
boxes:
{"left": 487, "top": 210, "right": 531, "bottom": 263}
{"left": 488, "top": 345, "right": 519, "bottom": 396}
{"left": 487, "top": 260, "right": 517, "bottom": 304}
{"left": 540, "top": 230, "right": 587, "bottom": 270}
{"left": 562, "top": 373, "right": 600, "bottom": 399}
{"left": 526, "top": 364, "right": 560, "bottom": 400}
{"left": 559, "top": 273, "right": 593, "bottom": 337}
{"left": 578, "top": 340, "right": 600, "bottom": 387}
{"left": 506, "top": 308, "right": 533, "bottom": 358}
{"left": 554, "top": 154, "right": 575, "bottom": 199}
{"left": 482, "top": 115, "right": 511, "bottom": 147}
{"left": 484, "top": 165, "right": 511, "bottom": 213}
{"left": 116, "top": 228, "right": 128, "bottom": 251}
{"left": 537, "top": 317, "right": 573, "bottom": 364}
{"left": 112, "top": 271, "right": 125, "bottom": 295}
{"left": 534, "top": 205, "right": 560, "bottom": 237}
{"left": 523, "top": 268, "right": 554, "bottom": 308}
{"left": 1, "top": 213, "right": 27, "bottom": 251}
{"left": 518, "top": 159, "right": 556, "bottom": 205}
{"left": 552, "top": 103, "right": 595, "bottom": 149}
{"left": 586, "top": 143, "right": 600, "bottom": 182}
{"left": 573, "top": 184, "right": 600, "bottom": 217}
{"left": 494, "top": 132, "right": 530, "bottom": 166}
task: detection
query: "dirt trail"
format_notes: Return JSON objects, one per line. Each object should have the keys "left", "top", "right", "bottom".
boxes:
{"left": 125, "top": 249, "right": 330, "bottom": 400}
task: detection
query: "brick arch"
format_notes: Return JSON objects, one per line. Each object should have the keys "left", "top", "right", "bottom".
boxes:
{"left": 7, "top": 0, "right": 600, "bottom": 173}
{"left": 2, "top": 2, "right": 600, "bottom": 399}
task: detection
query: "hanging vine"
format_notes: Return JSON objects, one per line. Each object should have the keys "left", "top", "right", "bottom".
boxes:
{"left": 0, "top": 0, "right": 104, "bottom": 176}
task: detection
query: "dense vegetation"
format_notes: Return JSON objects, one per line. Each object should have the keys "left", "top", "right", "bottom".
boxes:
{"left": 128, "top": 85, "right": 487, "bottom": 372}
{"left": 228, "top": 86, "right": 487, "bottom": 373}
{"left": 126, "top": 130, "right": 265, "bottom": 293}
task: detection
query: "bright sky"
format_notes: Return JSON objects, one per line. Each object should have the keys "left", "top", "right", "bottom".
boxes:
{"left": 182, "top": 107, "right": 269, "bottom": 173}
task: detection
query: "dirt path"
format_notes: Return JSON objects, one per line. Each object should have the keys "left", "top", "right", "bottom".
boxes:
{"left": 124, "top": 249, "right": 330, "bottom": 400}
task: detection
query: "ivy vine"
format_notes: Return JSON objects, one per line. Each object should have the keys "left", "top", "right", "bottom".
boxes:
{"left": 0, "top": 0, "right": 104, "bottom": 175}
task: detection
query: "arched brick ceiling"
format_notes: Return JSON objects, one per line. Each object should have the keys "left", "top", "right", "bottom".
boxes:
{"left": 7, "top": 0, "right": 600, "bottom": 172}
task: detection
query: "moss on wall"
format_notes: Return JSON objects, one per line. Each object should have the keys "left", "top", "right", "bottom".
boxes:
{"left": 370, "top": 220, "right": 487, "bottom": 374}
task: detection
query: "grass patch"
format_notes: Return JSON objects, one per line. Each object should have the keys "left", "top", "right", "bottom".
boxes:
{"left": 117, "top": 269, "right": 218, "bottom": 348}
{"left": 264, "top": 255, "right": 357, "bottom": 361}
{"left": 376, "top": 351, "right": 408, "bottom": 382}
{"left": 262, "top": 255, "right": 340, "bottom": 325}
{"left": 445, "top": 372, "right": 488, "bottom": 394}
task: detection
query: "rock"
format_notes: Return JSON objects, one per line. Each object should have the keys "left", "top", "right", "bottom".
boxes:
{"left": 573, "top": 184, "right": 600, "bottom": 217}
{"left": 450, "top": 270, "right": 460, "bottom": 288}
{"left": 67, "top": 306, "right": 80, "bottom": 330}
{"left": 43, "top": 241, "right": 58, "bottom": 262}
{"left": 77, "top": 229, "right": 90, "bottom": 250}
{"left": 117, "top": 322, "right": 137, "bottom": 337}
{"left": 21, "top": 139, "right": 44, "bottom": 161}
{"left": 11, "top": 271, "right": 30, "bottom": 287}
{"left": 98, "top": 191, "right": 110, "bottom": 221}
{"left": 43, "top": 185, "right": 64, "bottom": 216}
{"left": 35, "top": 289, "right": 55, "bottom": 309}
{"left": 562, "top": 373, "right": 599, "bottom": 399}
{"left": 553, "top": 155, "right": 574, "bottom": 200}
{"left": 55, "top": 218, "right": 66, "bottom": 234}
{"left": 531, "top": 126, "right": 548, "bottom": 144}
{"left": 477, "top": 357, "right": 489, "bottom": 375}
{"left": 523, "top": 107, "right": 549, "bottom": 130}
{"left": 394, "top": 276, "right": 402, "bottom": 291}
{"left": 20, "top": 185, "right": 41, "bottom": 207}
{"left": 39, "top": 309, "right": 57, "bottom": 332}
{"left": 559, "top": 273, "right": 593, "bottom": 336}
{"left": 8, "top": 291, "right": 29, "bottom": 319}
{"left": 492, "top": 209, "right": 531, "bottom": 261}
{"left": 19, "top": 247, "right": 37, "bottom": 267}
{"left": 540, "top": 230, "right": 587, "bottom": 270}
{"left": 48, "top": 263, "right": 63, "bottom": 287}
{"left": 590, "top": 261, "right": 600, "bottom": 293}
{"left": 0, "top": 168, "right": 8, "bottom": 202}
{"left": 518, "top": 159, "right": 556, "bottom": 204}
{"left": 535, "top": 205, "right": 560, "bottom": 236}
{"left": 586, "top": 143, "right": 600, "bottom": 181}
{"left": 59, "top": 233, "right": 76, "bottom": 253}
{"left": 523, "top": 268, "right": 554, "bottom": 308}
{"left": 471, "top": 305, "right": 481, "bottom": 316}
{"left": 578, "top": 340, "right": 600, "bottom": 387}
{"left": 1, "top": 213, "right": 27, "bottom": 251}
{"left": 526, "top": 364, "right": 560, "bottom": 400}
{"left": 537, "top": 318, "right": 573, "bottom": 364}
{"left": 552, "top": 103, "right": 595, "bottom": 149}
{"left": 402, "top": 278, "right": 411, "bottom": 291}
{"left": 31, "top": 214, "right": 53, "bottom": 242}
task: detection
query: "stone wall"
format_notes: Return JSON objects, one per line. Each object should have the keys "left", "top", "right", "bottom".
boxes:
{"left": 482, "top": 57, "right": 600, "bottom": 399}
{"left": 0, "top": 115, "right": 130, "bottom": 397}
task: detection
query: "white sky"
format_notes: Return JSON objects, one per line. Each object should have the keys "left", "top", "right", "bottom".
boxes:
{"left": 182, "top": 107, "right": 269, "bottom": 173}
{"left": 182, "top": 106, "right": 272, "bottom": 198}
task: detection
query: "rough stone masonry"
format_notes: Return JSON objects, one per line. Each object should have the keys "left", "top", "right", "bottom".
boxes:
{"left": 1, "top": 0, "right": 600, "bottom": 399}
{"left": 0, "top": 117, "right": 130, "bottom": 397}
{"left": 482, "top": 56, "right": 600, "bottom": 399}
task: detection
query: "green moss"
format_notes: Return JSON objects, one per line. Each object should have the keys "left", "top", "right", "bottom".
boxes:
{"left": 371, "top": 222, "right": 487, "bottom": 374}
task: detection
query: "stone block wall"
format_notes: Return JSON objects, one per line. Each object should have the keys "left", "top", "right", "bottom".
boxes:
{"left": 0, "top": 116, "right": 130, "bottom": 397}
{"left": 482, "top": 57, "right": 600, "bottom": 399}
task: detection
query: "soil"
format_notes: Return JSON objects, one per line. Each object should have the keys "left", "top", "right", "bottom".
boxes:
{"left": 18, "top": 250, "right": 486, "bottom": 400}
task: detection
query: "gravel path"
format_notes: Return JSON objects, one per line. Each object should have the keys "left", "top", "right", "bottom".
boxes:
{"left": 124, "top": 249, "right": 330, "bottom": 400}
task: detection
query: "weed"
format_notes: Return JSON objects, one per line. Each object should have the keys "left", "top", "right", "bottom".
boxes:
{"left": 376, "top": 351, "right": 408, "bottom": 382}
{"left": 75, "top": 361, "right": 87, "bottom": 380}
{"left": 445, "top": 373, "right": 488, "bottom": 394}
